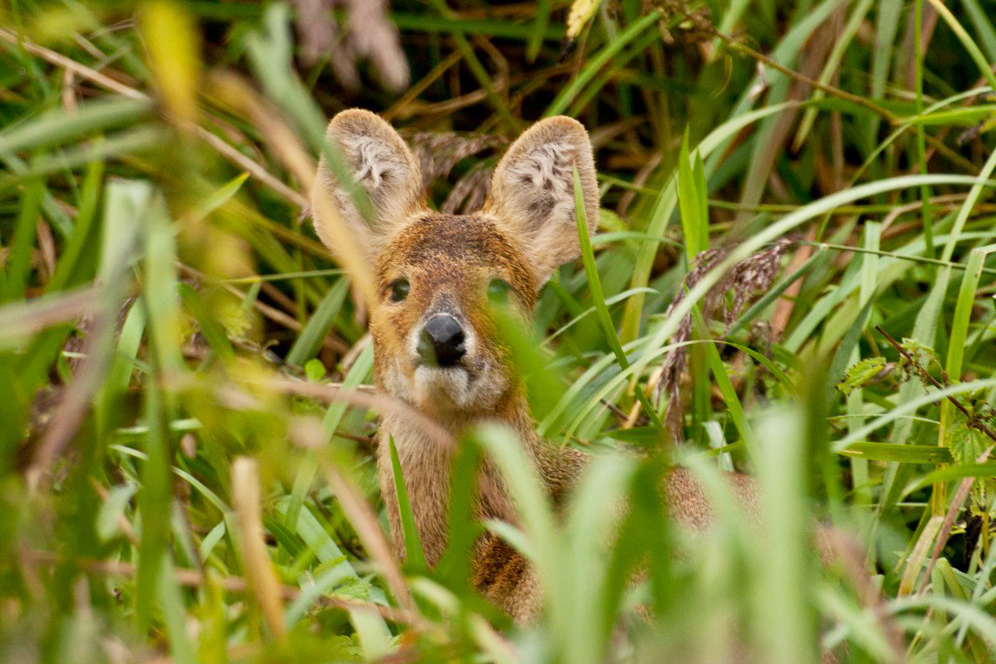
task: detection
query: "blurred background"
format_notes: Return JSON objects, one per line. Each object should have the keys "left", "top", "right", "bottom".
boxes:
{"left": 1, "top": 1, "right": 995, "bottom": 662}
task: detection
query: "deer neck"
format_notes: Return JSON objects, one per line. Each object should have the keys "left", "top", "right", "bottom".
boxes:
{"left": 377, "top": 390, "right": 584, "bottom": 567}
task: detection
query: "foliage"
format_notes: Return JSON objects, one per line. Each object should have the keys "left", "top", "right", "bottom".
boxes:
{"left": 1, "top": 0, "right": 996, "bottom": 662}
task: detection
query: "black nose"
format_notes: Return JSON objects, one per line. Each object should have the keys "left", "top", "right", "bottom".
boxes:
{"left": 417, "top": 314, "right": 466, "bottom": 367}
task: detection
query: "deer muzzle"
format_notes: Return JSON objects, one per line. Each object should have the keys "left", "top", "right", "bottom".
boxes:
{"left": 417, "top": 313, "right": 467, "bottom": 367}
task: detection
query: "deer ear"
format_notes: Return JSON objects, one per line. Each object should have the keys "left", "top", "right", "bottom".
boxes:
{"left": 485, "top": 116, "right": 599, "bottom": 283}
{"left": 312, "top": 109, "right": 424, "bottom": 259}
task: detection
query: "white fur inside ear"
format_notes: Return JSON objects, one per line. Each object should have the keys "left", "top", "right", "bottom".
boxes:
{"left": 503, "top": 139, "right": 579, "bottom": 233}
{"left": 349, "top": 135, "right": 405, "bottom": 191}
{"left": 486, "top": 116, "right": 599, "bottom": 283}
{"left": 313, "top": 109, "right": 423, "bottom": 259}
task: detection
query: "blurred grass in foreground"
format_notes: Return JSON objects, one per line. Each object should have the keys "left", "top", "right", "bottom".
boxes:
{"left": 1, "top": 0, "right": 996, "bottom": 662}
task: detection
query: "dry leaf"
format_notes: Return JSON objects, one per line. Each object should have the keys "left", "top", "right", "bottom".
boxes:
{"left": 566, "top": 0, "right": 603, "bottom": 41}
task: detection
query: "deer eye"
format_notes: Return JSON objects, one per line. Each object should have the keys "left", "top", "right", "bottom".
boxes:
{"left": 487, "top": 278, "right": 511, "bottom": 303}
{"left": 388, "top": 278, "right": 410, "bottom": 302}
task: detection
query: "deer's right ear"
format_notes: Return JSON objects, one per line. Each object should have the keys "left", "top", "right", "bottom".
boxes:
{"left": 311, "top": 109, "right": 424, "bottom": 259}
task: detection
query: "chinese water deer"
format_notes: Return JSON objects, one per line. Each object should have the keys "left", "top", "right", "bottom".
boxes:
{"left": 311, "top": 109, "right": 762, "bottom": 623}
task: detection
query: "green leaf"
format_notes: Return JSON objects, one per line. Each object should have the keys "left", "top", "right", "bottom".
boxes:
{"left": 388, "top": 436, "right": 428, "bottom": 573}
{"left": 633, "top": 174, "right": 991, "bottom": 387}
{"left": 605, "top": 426, "right": 662, "bottom": 444}
{"left": 838, "top": 357, "right": 889, "bottom": 397}
{"left": 948, "top": 421, "right": 989, "bottom": 466}
{"left": 946, "top": 245, "right": 995, "bottom": 383}
{"left": 2, "top": 178, "right": 42, "bottom": 301}
{"left": 545, "top": 10, "right": 660, "bottom": 117}
{"left": 677, "top": 131, "right": 708, "bottom": 262}
{"left": 286, "top": 277, "right": 350, "bottom": 367}
{"left": 573, "top": 165, "right": 664, "bottom": 433}
{"left": 304, "top": 358, "right": 326, "bottom": 382}
{"left": 491, "top": 302, "right": 566, "bottom": 425}
{"left": 838, "top": 443, "right": 954, "bottom": 464}
{"left": 0, "top": 97, "right": 151, "bottom": 155}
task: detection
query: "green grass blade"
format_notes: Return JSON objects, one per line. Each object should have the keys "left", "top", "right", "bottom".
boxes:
{"left": 545, "top": 11, "right": 660, "bottom": 117}
{"left": 573, "top": 165, "right": 664, "bottom": 431}
{"left": 527, "top": 0, "right": 553, "bottom": 61}
{"left": 791, "top": 0, "right": 874, "bottom": 151}
{"left": 632, "top": 175, "right": 991, "bottom": 387}
{"left": 926, "top": 0, "right": 996, "bottom": 90}
{"left": 561, "top": 455, "right": 635, "bottom": 664}
{"left": 696, "top": 308, "right": 758, "bottom": 458}
{"left": 838, "top": 443, "right": 954, "bottom": 464}
{"left": 754, "top": 407, "right": 814, "bottom": 663}
{"left": 47, "top": 157, "right": 104, "bottom": 291}
{"left": 285, "top": 277, "right": 349, "bottom": 367}
{"left": 0, "top": 97, "right": 151, "bottom": 155}
{"left": 3, "top": 178, "right": 42, "bottom": 300}
{"left": 960, "top": 0, "right": 996, "bottom": 61}
{"left": 677, "top": 131, "right": 707, "bottom": 262}
{"left": 834, "top": 378, "right": 996, "bottom": 452}
{"left": 284, "top": 343, "right": 375, "bottom": 547}
{"left": 945, "top": 245, "right": 995, "bottom": 383}
{"left": 941, "top": 143, "right": 996, "bottom": 263}
{"left": 619, "top": 100, "right": 800, "bottom": 341}
{"left": 158, "top": 558, "right": 197, "bottom": 664}
{"left": 388, "top": 435, "right": 428, "bottom": 572}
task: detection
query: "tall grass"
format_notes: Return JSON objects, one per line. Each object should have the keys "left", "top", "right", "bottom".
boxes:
{"left": 1, "top": 1, "right": 995, "bottom": 662}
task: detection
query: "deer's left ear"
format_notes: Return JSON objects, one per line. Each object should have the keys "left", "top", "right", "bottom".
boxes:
{"left": 485, "top": 116, "right": 599, "bottom": 283}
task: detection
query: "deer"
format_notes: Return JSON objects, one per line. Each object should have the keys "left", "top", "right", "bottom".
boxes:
{"left": 309, "top": 109, "right": 765, "bottom": 624}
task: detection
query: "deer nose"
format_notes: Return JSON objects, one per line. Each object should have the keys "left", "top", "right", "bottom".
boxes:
{"left": 418, "top": 314, "right": 466, "bottom": 367}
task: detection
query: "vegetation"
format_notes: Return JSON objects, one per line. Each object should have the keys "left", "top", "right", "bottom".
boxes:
{"left": 2, "top": 0, "right": 995, "bottom": 662}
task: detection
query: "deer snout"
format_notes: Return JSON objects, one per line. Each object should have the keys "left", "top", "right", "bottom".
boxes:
{"left": 417, "top": 314, "right": 466, "bottom": 367}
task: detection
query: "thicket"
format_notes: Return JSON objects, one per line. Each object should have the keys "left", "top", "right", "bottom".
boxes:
{"left": 1, "top": 1, "right": 995, "bottom": 662}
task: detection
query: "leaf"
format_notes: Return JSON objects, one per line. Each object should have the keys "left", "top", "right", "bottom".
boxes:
{"left": 304, "top": 359, "right": 326, "bottom": 382}
{"left": 566, "top": 0, "right": 603, "bottom": 40}
{"left": 898, "top": 337, "right": 940, "bottom": 379}
{"left": 838, "top": 357, "right": 890, "bottom": 396}
{"left": 0, "top": 98, "right": 151, "bottom": 156}
{"left": 330, "top": 576, "right": 374, "bottom": 602}
{"left": 573, "top": 165, "right": 664, "bottom": 432}
{"left": 389, "top": 436, "right": 428, "bottom": 572}
{"left": 605, "top": 426, "right": 662, "bottom": 444}
{"left": 96, "top": 483, "right": 139, "bottom": 542}
{"left": 838, "top": 443, "right": 954, "bottom": 464}
{"left": 948, "top": 420, "right": 989, "bottom": 466}
{"left": 677, "top": 131, "right": 708, "bottom": 262}
{"left": 286, "top": 277, "right": 350, "bottom": 367}
{"left": 949, "top": 418, "right": 996, "bottom": 510}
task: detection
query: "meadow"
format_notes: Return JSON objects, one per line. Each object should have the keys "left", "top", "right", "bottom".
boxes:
{"left": 1, "top": 0, "right": 995, "bottom": 662}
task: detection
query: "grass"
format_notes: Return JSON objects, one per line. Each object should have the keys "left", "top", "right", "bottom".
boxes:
{"left": 1, "top": 0, "right": 996, "bottom": 662}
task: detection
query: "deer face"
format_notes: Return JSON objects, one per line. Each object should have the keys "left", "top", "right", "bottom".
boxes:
{"left": 369, "top": 213, "right": 537, "bottom": 415}
{"left": 312, "top": 110, "right": 599, "bottom": 418}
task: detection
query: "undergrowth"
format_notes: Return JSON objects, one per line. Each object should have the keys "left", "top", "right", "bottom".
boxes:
{"left": 1, "top": 1, "right": 995, "bottom": 662}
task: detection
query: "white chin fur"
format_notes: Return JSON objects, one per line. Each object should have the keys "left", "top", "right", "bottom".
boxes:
{"left": 413, "top": 366, "right": 473, "bottom": 409}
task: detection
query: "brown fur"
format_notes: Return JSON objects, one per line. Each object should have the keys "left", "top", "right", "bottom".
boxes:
{"left": 311, "top": 109, "right": 762, "bottom": 623}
